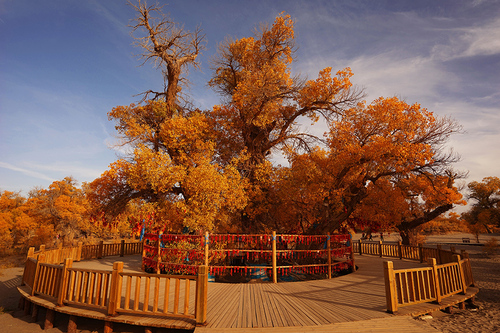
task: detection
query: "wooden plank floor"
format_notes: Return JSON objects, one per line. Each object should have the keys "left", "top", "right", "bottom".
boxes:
{"left": 202, "top": 256, "right": 424, "bottom": 329}
{"left": 22, "top": 254, "right": 476, "bottom": 331}
{"left": 194, "top": 316, "right": 441, "bottom": 333}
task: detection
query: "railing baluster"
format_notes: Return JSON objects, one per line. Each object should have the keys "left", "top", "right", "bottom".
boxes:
{"left": 173, "top": 278, "right": 180, "bottom": 314}
{"left": 163, "top": 277, "right": 170, "bottom": 314}
{"left": 134, "top": 276, "right": 141, "bottom": 311}
{"left": 184, "top": 278, "right": 190, "bottom": 315}
{"left": 143, "top": 276, "right": 150, "bottom": 312}
{"left": 124, "top": 276, "right": 132, "bottom": 310}
{"left": 153, "top": 277, "right": 160, "bottom": 313}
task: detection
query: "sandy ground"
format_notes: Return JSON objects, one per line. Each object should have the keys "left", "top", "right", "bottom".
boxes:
{"left": 418, "top": 248, "right": 500, "bottom": 333}
{"left": 1, "top": 232, "right": 499, "bottom": 333}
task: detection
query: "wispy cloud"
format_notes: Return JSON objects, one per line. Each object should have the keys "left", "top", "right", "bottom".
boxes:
{"left": 21, "top": 161, "right": 103, "bottom": 181}
{"left": 0, "top": 162, "right": 56, "bottom": 182}
{"left": 431, "top": 18, "right": 500, "bottom": 61}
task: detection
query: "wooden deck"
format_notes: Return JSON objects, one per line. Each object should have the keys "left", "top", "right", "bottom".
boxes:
{"left": 19, "top": 254, "right": 478, "bottom": 331}
{"left": 194, "top": 316, "right": 441, "bottom": 333}
{"left": 201, "top": 256, "right": 447, "bottom": 329}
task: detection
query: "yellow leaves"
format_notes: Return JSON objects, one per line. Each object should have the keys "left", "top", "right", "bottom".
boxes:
{"left": 177, "top": 160, "right": 247, "bottom": 231}
{"left": 128, "top": 145, "right": 186, "bottom": 193}
{"left": 326, "top": 96, "right": 439, "bottom": 177}
{"left": 108, "top": 100, "right": 174, "bottom": 148}
{"left": 297, "top": 67, "right": 354, "bottom": 110}
{"left": 160, "top": 112, "right": 216, "bottom": 165}
{"left": 210, "top": 12, "right": 297, "bottom": 131}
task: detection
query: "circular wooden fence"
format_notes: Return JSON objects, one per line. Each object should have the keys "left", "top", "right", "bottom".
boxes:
{"left": 141, "top": 232, "right": 354, "bottom": 283}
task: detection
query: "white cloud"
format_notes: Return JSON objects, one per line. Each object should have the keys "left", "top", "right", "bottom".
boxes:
{"left": 0, "top": 162, "right": 56, "bottom": 183}
{"left": 21, "top": 161, "right": 103, "bottom": 181}
{"left": 431, "top": 18, "right": 500, "bottom": 61}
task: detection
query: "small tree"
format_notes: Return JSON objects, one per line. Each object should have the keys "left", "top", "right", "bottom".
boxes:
{"left": 462, "top": 177, "right": 500, "bottom": 233}
{"left": 27, "top": 177, "right": 89, "bottom": 245}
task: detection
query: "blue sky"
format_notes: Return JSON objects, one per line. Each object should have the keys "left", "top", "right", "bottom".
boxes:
{"left": 1, "top": 0, "right": 499, "bottom": 210}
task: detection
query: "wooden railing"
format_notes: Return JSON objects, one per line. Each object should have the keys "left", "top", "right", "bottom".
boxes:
{"left": 384, "top": 255, "right": 475, "bottom": 313}
{"left": 143, "top": 231, "right": 354, "bottom": 283}
{"left": 21, "top": 257, "right": 208, "bottom": 325}
{"left": 79, "top": 240, "right": 143, "bottom": 260}
{"left": 353, "top": 240, "right": 465, "bottom": 264}
{"left": 65, "top": 266, "right": 112, "bottom": 309}
{"left": 22, "top": 257, "right": 38, "bottom": 291}
{"left": 27, "top": 244, "right": 82, "bottom": 264}
{"left": 27, "top": 239, "right": 143, "bottom": 264}
{"left": 33, "top": 262, "right": 64, "bottom": 298}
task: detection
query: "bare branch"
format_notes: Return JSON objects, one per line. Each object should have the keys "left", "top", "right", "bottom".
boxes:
{"left": 128, "top": 0, "right": 206, "bottom": 111}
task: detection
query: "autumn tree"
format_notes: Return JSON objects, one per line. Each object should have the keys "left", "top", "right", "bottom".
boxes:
{"left": 353, "top": 173, "right": 465, "bottom": 244}
{"left": 0, "top": 191, "right": 36, "bottom": 253}
{"left": 129, "top": 0, "right": 205, "bottom": 109}
{"left": 209, "top": 13, "right": 363, "bottom": 230}
{"left": 26, "top": 177, "right": 89, "bottom": 245}
{"left": 462, "top": 176, "right": 500, "bottom": 233}
{"left": 276, "top": 97, "right": 464, "bottom": 242}
{"left": 89, "top": 1, "right": 246, "bottom": 232}
{"left": 418, "top": 212, "right": 467, "bottom": 235}
{"left": 91, "top": 6, "right": 464, "bottom": 237}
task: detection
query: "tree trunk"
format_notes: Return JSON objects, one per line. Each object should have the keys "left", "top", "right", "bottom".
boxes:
{"left": 399, "top": 230, "right": 411, "bottom": 246}
{"left": 397, "top": 203, "right": 454, "bottom": 245}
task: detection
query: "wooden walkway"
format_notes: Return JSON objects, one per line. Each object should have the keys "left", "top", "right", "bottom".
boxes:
{"left": 19, "top": 254, "right": 477, "bottom": 331}
{"left": 194, "top": 316, "right": 440, "bottom": 333}
{"left": 200, "top": 256, "right": 431, "bottom": 329}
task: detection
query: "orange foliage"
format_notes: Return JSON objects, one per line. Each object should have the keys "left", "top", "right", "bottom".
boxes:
{"left": 91, "top": 100, "right": 248, "bottom": 233}
{"left": 26, "top": 177, "right": 89, "bottom": 245}
{"left": 273, "top": 97, "right": 463, "bottom": 234}
{"left": 89, "top": 10, "right": 463, "bottom": 236}
{"left": 0, "top": 191, "right": 35, "bottom": 253}
{"left": 462, "top": 177, "right": 500, "bottom": 231}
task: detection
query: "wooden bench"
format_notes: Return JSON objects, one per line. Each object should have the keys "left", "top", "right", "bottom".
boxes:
{"left": 462, "top": 238, "right": 471, "bottom": 243}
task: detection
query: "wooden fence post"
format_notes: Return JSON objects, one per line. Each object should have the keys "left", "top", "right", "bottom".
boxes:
{"left": 383, "top": 261, "right": 398, "bottom": 313}
{"left": 31, "top": 256, "right": 43, "bottom": 296}
{"left": 272, "top": 231, "right": 277, "bottom": 283}
{"left": 418, "top": 243, "right": 424, "bottom": 263}
{"left": 141, "top": 238, "right": 147, "bottom": 271}
{"left": 27, "top": 247, "right": 35, "bottom": 259}
{"left": 454, "top": 254, "right": 467, "bottom": 294}
{"left": 31, "top": 303, "right": 38, "bottom": 322}
{"left": 67, "top": 315, "right": 78, "bottom": 333}
{"left": 39, "top": 245, "right": 45, "bottom": 262}
{"left": 437, "top": 244, "right": 443, "bottom": 264}
{"left": 157, "top": 232, "right": 161, "bottom": 274}
{"left": 379, "top": 240, "right": 383, "bottom": 257}
{"left": 57, "top": 258, "right": 73, "bottom": 306}
{"left": 107, "top": 261, "right": 123, "bottom": 316}
{"left": 428, "top": 258, "right": 442, "bottom": 304}
{"left": 120, "top": 239, "right": 125, "bottom": 257}
{"left": 196, "top": 265, "right": 208, "bottom": 325}
{"left": 204, "top": 232, "right": 209, "bottom": 266}
{"left": 57, "top": 243, "right": 63, "bottom": 264}
{"left": 358, "top": 239, "right": 363, "bottom": 255}
{"left": 350, "top": 234, "right": 356, "bottom": 272}
{"left": 44, "top": 309, "right": 55, "bottom": 330}
{"left": 76, "top": 242, "right": 82, "bottom": 261}
{"left": 97, "top": 241, "right": 103, "bottom": 259}
{"left": 398, "top": 241, "right": 403, "bottom": 260}
{"left": 327, "top": 233, "right": 332, "bottom": 279}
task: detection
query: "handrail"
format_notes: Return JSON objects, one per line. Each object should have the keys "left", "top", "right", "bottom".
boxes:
{"left": 27, "top": 239, "right": 144, "bottom": 264}
{"left": 142, "top": 231, "right": 354, "bottom": 283}
{"left": 384, "top": 254, "right": 475, "bottom": 313}
{"left": 353, "top": 240, "right": 467, "bottom": 264}
{"left": 21, "top": 256, "right": 208, "bottom": 325}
